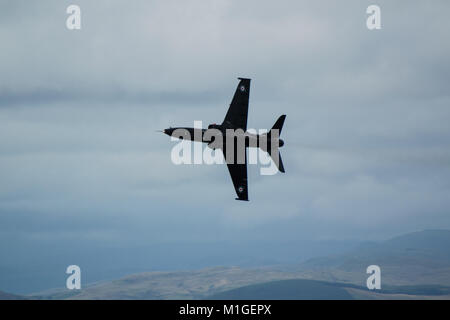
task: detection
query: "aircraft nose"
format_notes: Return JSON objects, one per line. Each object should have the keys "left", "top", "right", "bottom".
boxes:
{"left": 279, "top": 139, "right": 284, "bottom": 147}
{"left": 163, "top": 128, "right": 174, "bottom": 136}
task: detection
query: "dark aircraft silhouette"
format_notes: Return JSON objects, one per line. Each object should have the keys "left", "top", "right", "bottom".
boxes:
{"left": 161, "top": 78, "right": 285, "bottom": 201}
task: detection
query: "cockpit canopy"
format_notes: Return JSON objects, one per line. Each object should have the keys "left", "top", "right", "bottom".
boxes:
{"left": 208, "top": 123, "right": 221, "bottom": 130}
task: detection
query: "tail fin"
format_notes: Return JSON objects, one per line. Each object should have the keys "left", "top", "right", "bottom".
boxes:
{"left": 271, "top": 115, "right": 286, "bottom": 134}
{"left": 265, "top": 115, "right": 286, "bottom": 173}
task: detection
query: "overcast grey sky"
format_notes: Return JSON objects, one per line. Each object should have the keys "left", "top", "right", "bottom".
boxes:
{"left": 1, "top": 0, "right": 450, "bottom": 293}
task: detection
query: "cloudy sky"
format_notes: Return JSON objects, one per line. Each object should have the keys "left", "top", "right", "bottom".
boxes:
{"left": 1, "top": 0, "right": 450, "bottom": 293}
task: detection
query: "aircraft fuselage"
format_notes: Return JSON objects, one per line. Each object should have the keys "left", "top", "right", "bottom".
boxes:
{"left": 162, "top": 126, "right": 284, "bottom": 149}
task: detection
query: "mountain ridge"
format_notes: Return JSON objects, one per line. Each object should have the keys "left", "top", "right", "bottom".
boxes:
{"left": 3, "top": 229, "right": 450, "bottom": 300}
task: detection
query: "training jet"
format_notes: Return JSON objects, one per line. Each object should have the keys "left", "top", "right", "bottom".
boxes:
{"left": 161, "top": 78, "right": 286, "bottom": 201}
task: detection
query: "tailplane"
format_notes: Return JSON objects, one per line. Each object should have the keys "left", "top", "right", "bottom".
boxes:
{"left": 271, "top": 114, "right": 286, "bottom": 134}
{"left": 266, "top": 114, "right": 286, "bottom": 173}
{"left": 273, "top": 151, "right": 285, "bottom": 173}
{"left": 266, "top": 149, "right": 285, "bottom": 173}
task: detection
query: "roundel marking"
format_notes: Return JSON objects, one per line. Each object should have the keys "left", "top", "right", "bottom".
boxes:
{"left": 240, "top": 85, "right": 246, "bottom": 92}
{"left": 238, "top": 186, "right": 244, "bottom": 193}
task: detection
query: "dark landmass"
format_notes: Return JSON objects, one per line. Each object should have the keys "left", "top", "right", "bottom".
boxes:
{"left": 0, "top": 290, "right": 26, "bottom": 300}
{"left": 208, "top": 279, "right": 354, "bottom": 300}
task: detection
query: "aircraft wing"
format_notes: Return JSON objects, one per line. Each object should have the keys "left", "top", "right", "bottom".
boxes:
{"left": 222, "top": 148, "right": 248, "bottom": 201}
{"left": 222, "top": 78, "right": 251, "bottom": 131}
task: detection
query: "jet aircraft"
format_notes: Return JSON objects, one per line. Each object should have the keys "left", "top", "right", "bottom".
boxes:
{"left": 161, "top": 78, "right": 285, "bottom": 201}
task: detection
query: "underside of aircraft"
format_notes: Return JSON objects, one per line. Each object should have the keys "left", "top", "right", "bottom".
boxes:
{"left": 162, "top": 78, "right": 286, "bottom": 201}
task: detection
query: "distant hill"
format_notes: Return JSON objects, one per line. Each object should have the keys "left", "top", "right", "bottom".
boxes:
{"left": 25, "top": 230, "right": 450, "bottom": 300}
{"left": 297, "top": 230, "right": 450, "bottom": 286}
{"left": 208, "top": 279, "right": 450, "bottom": 300}
{"left": 31, "top": 266, "right": 304, "bottom": 300}
{"left": 208, "top": 279, "right": 354, "bottom": 300}
{"left": 0, "top": 291, "right": 26, "bottom": 300}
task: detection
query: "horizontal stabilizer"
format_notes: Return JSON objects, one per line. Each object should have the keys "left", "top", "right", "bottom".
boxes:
{"left": 271, "top": 151, "right": 285, "bottom": 173}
